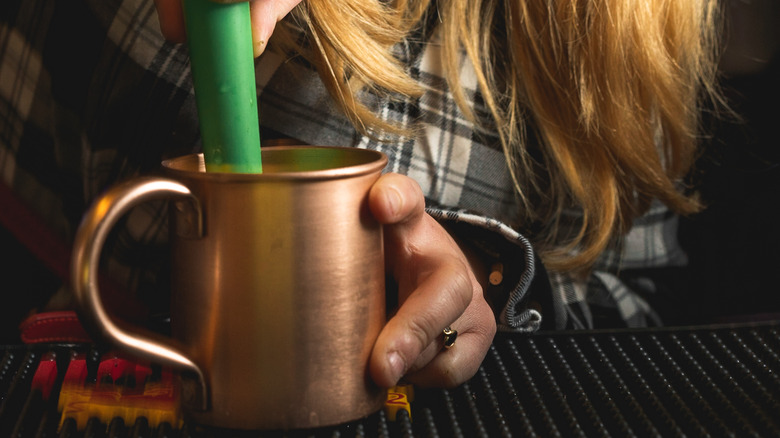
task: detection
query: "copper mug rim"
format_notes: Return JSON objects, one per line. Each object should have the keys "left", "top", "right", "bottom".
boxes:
{"left": 162, "top": 146, "right": 388, "bottom": 181}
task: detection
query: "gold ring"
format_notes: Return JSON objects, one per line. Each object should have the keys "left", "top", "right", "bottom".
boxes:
{"left": 442, "top": 327, "right": 457, "bottom": 349}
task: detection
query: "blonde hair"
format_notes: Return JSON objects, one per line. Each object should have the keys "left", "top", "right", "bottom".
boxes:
{"left": 277, "top": 0, "right": 723, "bottom": 274}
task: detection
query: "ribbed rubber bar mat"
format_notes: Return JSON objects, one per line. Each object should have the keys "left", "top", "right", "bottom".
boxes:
{"left": 1, "top": 321, "right": 778, "bottom": 437}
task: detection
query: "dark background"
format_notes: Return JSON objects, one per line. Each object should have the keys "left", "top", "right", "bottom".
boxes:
{"left": 679, "top": 0, "right": 780, "bottom": 323}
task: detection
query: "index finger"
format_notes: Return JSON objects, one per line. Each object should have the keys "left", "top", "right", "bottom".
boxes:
{"left": 154, "top": 0, "right": 186, "bottom": 42}
{"left": 369, "top": 247, "right": 474, "bottom": 388}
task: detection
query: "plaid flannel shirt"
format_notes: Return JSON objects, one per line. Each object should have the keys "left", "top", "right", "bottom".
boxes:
{"left": 1, "top": 0, "right": 690, "bottom": 331}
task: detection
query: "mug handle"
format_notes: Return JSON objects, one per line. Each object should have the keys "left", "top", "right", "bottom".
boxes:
{"left": 71, "top": 177, "right": 208, "bottom": 411}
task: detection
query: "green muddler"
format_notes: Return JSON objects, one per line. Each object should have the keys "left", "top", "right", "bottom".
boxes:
{"left": 183, "top": 0, "right": 262, "bottom": 173}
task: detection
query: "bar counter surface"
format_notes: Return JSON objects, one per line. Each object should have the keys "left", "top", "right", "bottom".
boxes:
{"left": 1, "top": 320, "right": 779, "bottom": 437}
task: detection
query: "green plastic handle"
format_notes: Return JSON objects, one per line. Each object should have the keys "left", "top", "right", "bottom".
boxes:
{"left": 182, "top": 0, "right": 262, "bottom": 173}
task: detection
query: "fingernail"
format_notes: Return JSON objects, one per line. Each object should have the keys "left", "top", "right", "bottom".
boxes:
{"left": 385, "top": 187, "right": 402, "bottom": 218}
{"left": 387, "top": 351, "right": 405, "bottom": 384}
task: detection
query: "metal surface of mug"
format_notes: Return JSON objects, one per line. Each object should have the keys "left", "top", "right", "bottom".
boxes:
{"left": 71, "top": 146, "right": 388, "bottom": 430}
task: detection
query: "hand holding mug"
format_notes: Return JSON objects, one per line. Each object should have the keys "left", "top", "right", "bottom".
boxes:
{"left": 368, "top": 173, "right": 497, "bottom": 388}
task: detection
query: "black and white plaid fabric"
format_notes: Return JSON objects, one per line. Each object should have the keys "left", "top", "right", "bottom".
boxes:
{"left": 1, "top": 0, "right": 689, "bottom": 330}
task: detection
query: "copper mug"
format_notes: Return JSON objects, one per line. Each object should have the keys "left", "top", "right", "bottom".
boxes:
{"left": 71, "top": 146, "right": 388, "bottom": 430}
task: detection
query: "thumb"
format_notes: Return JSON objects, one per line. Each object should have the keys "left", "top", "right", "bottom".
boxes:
{"left": 368, "top": 173, "right": 428, "bottom": 277}
{"left": 249, "top": 0, "right": 302, "bottom": 57}
{"left": 368, "top": 172, "right": 426, "bottom": 227}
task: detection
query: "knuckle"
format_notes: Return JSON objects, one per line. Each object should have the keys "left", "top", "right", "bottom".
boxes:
{"left": 404, "top": 315, "right": 436, "bottom": 355}
{"left": 438, "top": 364, "right": 467, "bottom": 388}
{"left": 437, "top": 356, "right": 479, "bottom": 388}
{"left": 443, "top": 262, "right": 476, "bottom": 311}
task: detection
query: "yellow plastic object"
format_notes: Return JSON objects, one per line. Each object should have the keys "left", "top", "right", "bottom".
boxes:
{"left": 57, "top": 355, "right": 182, "bottom": 431}
{"left": 385, "top": 385, "right": 413, "bottom": 422}
{"left": 58, "top": 381, "right": 182, "bottom": 431}
{"left": 393, "top": 383, "right": 415, "bottom": 402}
